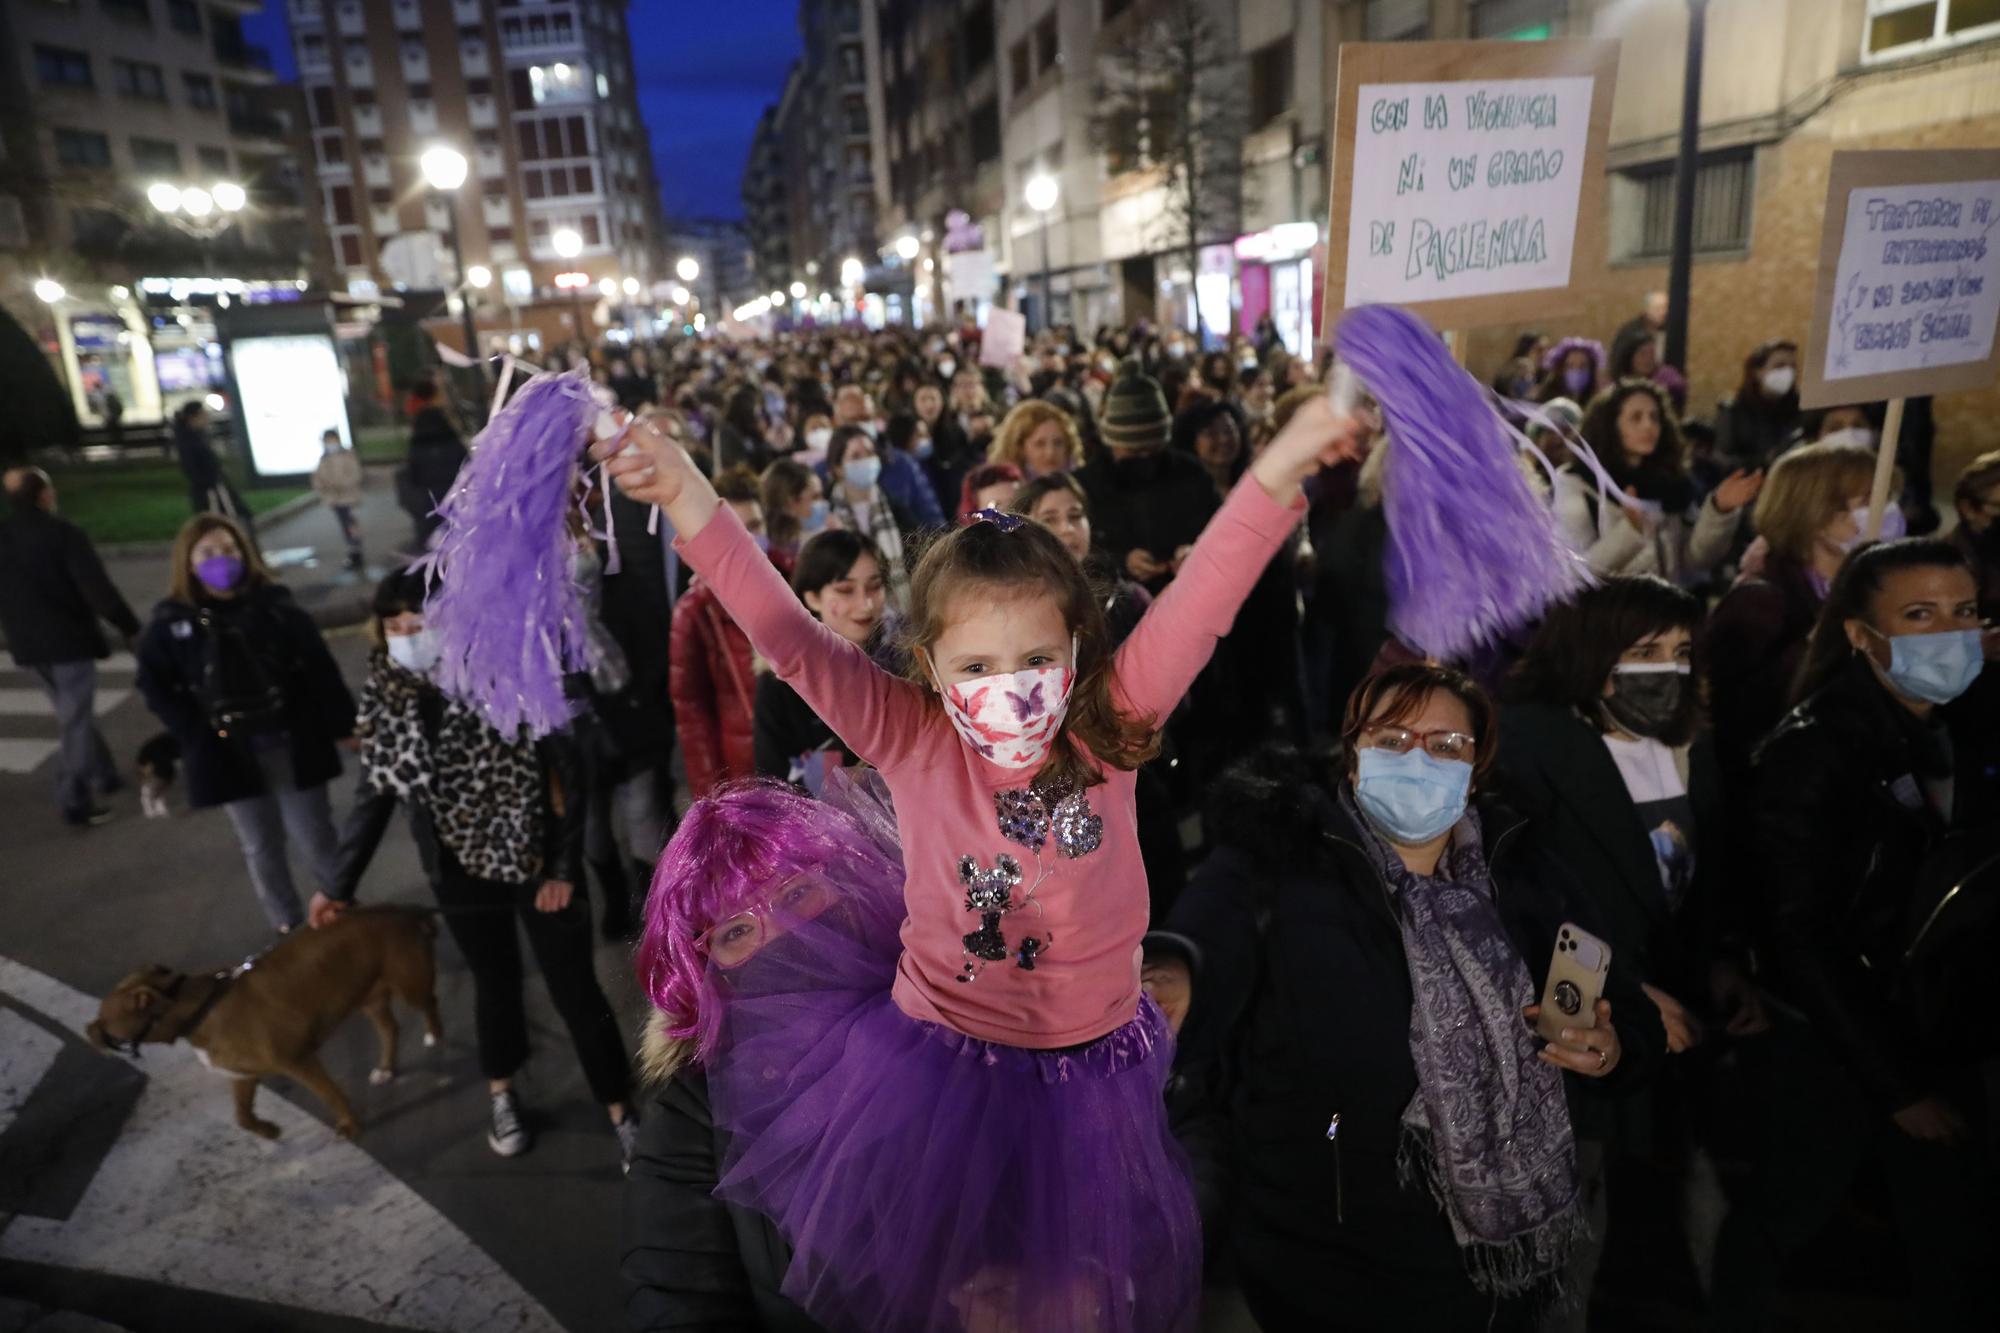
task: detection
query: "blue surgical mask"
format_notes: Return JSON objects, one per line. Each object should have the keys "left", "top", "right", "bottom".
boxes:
{"left": 386, "top": 628, "right": 441, "bottom": 676}
{"left": 751, "top": 531, "right": 772, "bottom": 554}
{"left": 842, "top": 456, "right": 882, "bottom": 492}
{"left": 1871, "top": 627, "right": 1985, "bottom": 706}
{"left": 802, "top": 499, "right": 831, "bottom": 535}
{"left": 912, "top": 434, "right": 935, "bottom": 461}
{"left": 1353, "top": 747, "right": 1473, "bottom": 846}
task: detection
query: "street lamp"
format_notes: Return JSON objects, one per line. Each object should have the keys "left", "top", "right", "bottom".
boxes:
{"left": 840, "top": 255, "right": 864, "bottom": 288}
{"left": 676, "top": 255, "right": 700, "bottom": 283}
{"left": 150, "top": 180, "right": 247, "bottom": 280}
{"left": 769, "top": 289, "right": 785, "bottom": 305}
{"left": 1024, "top": 171, "right": 1059, "bottom": 333}
{"left": 1663, "top": 0, "right": 1708, "bottom": 374}
{"left": 466, "top": 264, "right": 492, "bottom": 289}
{"left": 894, "top": 234, "right": 920, "bottom": 262}
{"left": 419, "top": 145, "right": 484, "bottom": 397}
{"left": 552, "top": 228, "right": 586, "bottom": 344}
{"left": 621, "top": 276, "right": 640, "bottom": 296}
{"left": 789, "top": 280, "right": 807, "bottom": 300}
{"left": 552, "top": 227, "right": 584, "bottom": 259}
{"left": 34, "top": 279, "right": 78, "bottom": 416}
{"left": 34, "top": 278, "right": 66, "bottom": 305}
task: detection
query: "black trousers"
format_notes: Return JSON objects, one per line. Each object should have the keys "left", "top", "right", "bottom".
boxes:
{"left": 431, "top": 847, "right": 631, "bottom": 1106}
{"left": 1711, "top": 1017, "right": 1997, "bottom": 1332}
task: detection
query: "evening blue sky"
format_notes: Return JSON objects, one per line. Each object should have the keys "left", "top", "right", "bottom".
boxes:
{"left": 243, "top": 0, "right": 801, "bottom": 223}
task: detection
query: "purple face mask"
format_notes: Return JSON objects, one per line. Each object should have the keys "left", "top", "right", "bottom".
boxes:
{"left": 195, "top": 554, "right": 244, "bottom": 593}
{"left": 1563, "top": 366, "right": 1593, "bottom": 397}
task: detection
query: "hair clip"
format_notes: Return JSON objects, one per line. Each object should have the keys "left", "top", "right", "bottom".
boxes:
{"left": 963, "top": 508, "right": 1025, "bottom": 533}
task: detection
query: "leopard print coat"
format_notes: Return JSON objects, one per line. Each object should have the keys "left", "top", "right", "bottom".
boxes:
{"left": 355, "top": 654, "right": 545, "bottom": 884}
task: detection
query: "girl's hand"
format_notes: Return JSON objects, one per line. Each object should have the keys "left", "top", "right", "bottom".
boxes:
{"left": 1248, "top": 396, "right": 1362, "bottom": 504}
{"left": 1140, "top": 957, "right": 1191, "bottom": 1035}
{"left": 1712, "top": 468, "right": 1764, "bottom": 514}
{"left": 1525, "top": 998, "right": 1621, "bottom": 1077}
{"left": 590, "top": 414, "right": 720, "bottom": 536}
{"left": 1641, "top": 982, "right": 1704, "bottom": 1054}
{"left": 534, "top": 879, "right": 575, "bottom": 913}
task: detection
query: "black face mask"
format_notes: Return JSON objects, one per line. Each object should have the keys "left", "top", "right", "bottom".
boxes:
{"left": 1603, "top": 666, "right": 1691, "bottom": 739}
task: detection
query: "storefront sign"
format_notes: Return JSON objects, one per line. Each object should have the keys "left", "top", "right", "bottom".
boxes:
{"left": 1325, "top": 38, "right": 1618, "bottom": 330}
{"left": 1234, "top": 222, "right": 1320, "bottom": 263}
{"left": 1800, "top": 148, "right": 2000, "bottom": 408}
{"left": 229, "top": 334, "right": 350, "bottom": 476}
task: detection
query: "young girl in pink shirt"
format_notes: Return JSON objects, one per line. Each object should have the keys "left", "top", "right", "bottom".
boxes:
{"left": 601, "top": 383, "right": 1359, "bottom": 1332}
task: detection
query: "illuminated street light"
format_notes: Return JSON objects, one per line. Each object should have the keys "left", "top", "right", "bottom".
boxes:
{"left": 147, "top": 182, "right": 183, "bottom": 213}
{"left": 669, "top": 284, "right": 689, "bottom": 305}
{"left": 621, "top": 275, "right": 640, "bottom": 296}
{"left": 894, "top": 234, "right": 920, "bottom": 261}
{"left": 418, "top": 144, "right": 484, "bottom": 402}
{"left": 180, "top": 187, "right": 215, "bottom": 219}
{"left": 598, "top": 277, "right": 618, "bottom": 297}
{"left": 419, "top": 145, "right": 469, "bottom": 192}
{"left": 676, "top": 256, "right": 700, "bottom": 283}
{"left": 34, "top": 278, "right": 66, "bottom": 304}
{"left": 769, "top": 289, "right": 785, "bottom": 304}
{"left": 1023, "top": 172, "right": 1060, "bottom": 332}
{"left": 212, "top": 181, "right": 247, "bottom": 213}
{"left": 552, "top": 227, "right": 584, "bottom": 259}
{"left": 788, "top": 280, "right": 807, "bottom": 299}
{"left": 840, "top": 256, "right": 864, "bottom": 287}
{"left": 466, "top": 265, "right": 492, "bottom": 288}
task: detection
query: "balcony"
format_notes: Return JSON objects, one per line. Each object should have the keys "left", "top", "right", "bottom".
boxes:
{"left": 469, "top": 96, "right": 498, "bottom": 130}
{"left": 462, "top": 46, "right": 491, "bottom": 78}
{"left": 477, "top": 145, "right": 505, "bottom": 178}
{"left": 336, "top": 2, "right": 363, "bottom": 37}
{"left": 353, "top": 104, "right": 382, "bottom": 136}
{"left": 227, "top": 109, "right": 289, "bottom": 145}
{"left": 482, "top": 198, "right": 513, "bottom": 228}
{"left": 215, "top": 40, "right": 277, "bottom": 84}
{"left": 408, "top": 102, "right": 439, "bottom": 136}
{"left": 453, "top": 0, "right": 483, "bottom": 24}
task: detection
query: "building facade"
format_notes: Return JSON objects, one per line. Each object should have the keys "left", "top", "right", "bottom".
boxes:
{"left": 287, "top": 0, "right": 664, "bottom": 354}
{"left": 3, "top": 0, "right": 324, "bottom": 425}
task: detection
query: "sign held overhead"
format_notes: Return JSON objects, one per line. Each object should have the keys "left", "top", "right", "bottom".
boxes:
{"left": 1325, "top": 38, "right": 1619, "bottom": 332}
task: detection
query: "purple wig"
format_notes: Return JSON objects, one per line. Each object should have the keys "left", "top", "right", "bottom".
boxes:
{"left": 635, "top": 776, "right": 904, "bottom": 1066}
{"left": 420, "top": 364, "right": 596, "bottom": 738}
{"left": 1335, "top": 304, "right": 1588, "bottom": 662}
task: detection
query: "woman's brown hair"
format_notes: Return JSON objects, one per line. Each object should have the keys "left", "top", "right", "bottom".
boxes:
{"left": 985, "top": 400, "right": 1082, "bottom": 473}
{"left": 1338, "top": 662, "right": 1499, "bottom": 790}
{"left": 166, "top": 513, "right": 270, "bottom": 607}
{"left": 898, "top": 516, "right": 1158, "bottom": 791}
{"left": 1580, "top": 378, "right": 1686, "bottom": 486}
{"left": 1751, "top": 440, "right": 1878, "bottom": 565}
{"left": 759, "top": 457, "right": 818, "bottom": 552}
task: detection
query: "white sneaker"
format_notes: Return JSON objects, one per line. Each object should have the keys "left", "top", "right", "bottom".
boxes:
{"left": 488, "top": 1089, "right": 530, "bottom": 1157}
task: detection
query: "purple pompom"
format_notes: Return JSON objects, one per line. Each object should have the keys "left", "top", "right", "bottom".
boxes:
{"left": 1335, "top": 305, "right": 1587, "bottom": 662}
{"left": 419, "top": 363, "right": 596, "bottom": 738}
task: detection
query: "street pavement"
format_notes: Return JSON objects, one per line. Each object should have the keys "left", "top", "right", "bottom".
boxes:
{"left": 0, "top": 473, "right": 652, "bottom": 1333}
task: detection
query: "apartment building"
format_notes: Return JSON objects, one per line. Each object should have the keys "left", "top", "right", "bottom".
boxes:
{"left": 287, "top": 0, "right": 664, "bottom": 351}
{"left": 3, "top": 0, "right": 322, "bottom": 425}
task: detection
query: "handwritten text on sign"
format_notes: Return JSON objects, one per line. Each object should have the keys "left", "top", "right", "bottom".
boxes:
{"left": 1344, "top": 76, "right": 1594, "bottom": 307}
{"left": 1824, "top": 180, "right": 2000, "bottom": 382}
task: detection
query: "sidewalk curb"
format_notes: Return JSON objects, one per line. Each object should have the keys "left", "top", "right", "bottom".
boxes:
{"left": 97, "top": 492, "right": 322, "bottom": 561}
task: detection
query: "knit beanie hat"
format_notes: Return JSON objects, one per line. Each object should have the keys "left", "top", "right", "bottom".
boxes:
{"left": 1098, "top": 357, "right": 1171, "bottom": 450}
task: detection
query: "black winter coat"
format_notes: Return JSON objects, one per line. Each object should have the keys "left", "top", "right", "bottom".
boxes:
{"left": 1074, "top": 448, "right": 1218, "bottom": 593}
{"left": 173, "top": 418, "right": 224, "bottom": 496}
{"left": 1703, "top": 559, "right": 1823, "bottom": 798}
{"left": 1161, "top": 763, "right": 1663, "bottom": 1330}
{"left": 403, "top": 408, "right": 467, "bottom": 517}
{"left": 1750, "top": 658, "right": 2000, "bottom": 1111}
{"left": 135, "top": 584, "right": 354, "bottom": 807}
{"left": 0, "top": 507, "right": 140, "bottom": 665}
{"left": 622, "top": 1066, "right": 823, "bottom": 1332}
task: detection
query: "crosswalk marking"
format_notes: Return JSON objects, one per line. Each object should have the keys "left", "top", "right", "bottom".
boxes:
{"left": 0, "top": 1009, "right": 65, "bottom": 1135}
{"left": 0, "top": 738, "right": 61, "bottom": 774}
{"left": 0, "top": 688, "right": 132, "bottom": 719}
{"left": 0, "top": 652, "right": 135, "bottom": 674}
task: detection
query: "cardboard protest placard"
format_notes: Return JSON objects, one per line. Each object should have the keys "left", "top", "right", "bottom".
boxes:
{"left": 1324, "top": 38, "right": 1618, "bottom": 333}
{"left": 980, "top": 307, "right": 1026, "bottom": 369}
{"left": 1799, "top": 149, "right": 2000, "bottom": 410}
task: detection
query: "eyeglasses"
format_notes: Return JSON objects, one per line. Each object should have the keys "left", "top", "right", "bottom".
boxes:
{"left": 1360, "top": 725, "right": 1477, "bottom": 761}
{"left": 695, "top": 876, "right": 838, "bottom": 970}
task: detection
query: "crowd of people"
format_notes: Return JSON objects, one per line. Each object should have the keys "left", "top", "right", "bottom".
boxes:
{"left": 3, "top": 291, "right": 1997, "bottom": 1332}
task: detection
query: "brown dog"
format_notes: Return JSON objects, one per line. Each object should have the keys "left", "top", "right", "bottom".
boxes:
{"left": 86, "top": 908, "right": 443, "bottom": 1140}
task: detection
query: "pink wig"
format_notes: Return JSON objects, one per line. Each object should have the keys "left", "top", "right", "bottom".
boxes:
{"left": 635, "top": 777, "right": 902, "bottom": 1065}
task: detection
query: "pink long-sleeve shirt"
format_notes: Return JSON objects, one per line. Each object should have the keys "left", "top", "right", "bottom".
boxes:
{"left": 677, "top": 474, "right": 1303, "bottom": 1048}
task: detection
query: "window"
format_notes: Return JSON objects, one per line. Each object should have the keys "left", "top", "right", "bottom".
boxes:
{"left": 167, "top": 0, "right": 201, "bottom": 35}
{"left": 183, "top": 71, "right": 218, "bottom": 110}
{"left": 1470, "top": 0, "right": 1560, "bottom": 39}
{"left": 53, "top": 128, "right": 113, "bottom": 168}
{"left": 370, "top": 186, "right": 393, "bottom": 205}
{"left": 969, "top": 98, "right": 1000, "bottom": 167}
{"left": 198, "top": 146, "right": 230, "bottom": 173}
{"left": 311, "top": 84, "right": 338, "bottom": 126}
{"left": 468, "top": 77, "right": 491, "bottom": 95}
{"left": 319, "top": 133, "right": 347, "bottom": 166}
{"left": 35, "top": 46, "right": 93, "bottom": 89}
{"left": 1009, "top": 39, "right": 1030, "bottom": 95}
{"left": 112, "top": 60, "right": 167, "bottom": 100}
{"left": 1864, "top": 0, "right": 2000, "bottom": 60}
{"left": 580, "top": 214, "right": 601, "bottom": 246}
{"left": 1035, "top": 14, "right": 1059, "bottom": 72}
{"left": 103, "top": 0, "right": 151, "bottom": 22}
{"left": 344, "top": 38, "right": 368, "bottom": 64}
{"left": 131, "top": 137, "right": 182, "bottom": 174}
{"left": 1248, "top": 40, "right": 1292, "bottom": 126}
{"left": 1101, "top": 0, "right": 1134, "bottom": 20}
{"left": 1622, "top": 150, "right": 1754, "bottom": 259}
{"left": 962, "top": 1, "right": 994, "bottom": 71}
{"left": 1364, "top": 0, "right": 1431, "bottom": 40}
{"left": 328, "top": 183, "right": 356, "bottom": 225}
{"left": 840, "top": 44, "right": 863, "bottom": 84}
{"left": 338, "top": 233, "right": 363, "bottom": 267}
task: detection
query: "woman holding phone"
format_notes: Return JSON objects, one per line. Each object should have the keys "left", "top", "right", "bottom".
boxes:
{"left": 1147, "top": 663, "right": 1662, "bottom": 1332}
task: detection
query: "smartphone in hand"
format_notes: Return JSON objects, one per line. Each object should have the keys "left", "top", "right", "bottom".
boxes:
{"left": 1536, "top": 922, "right": 1612, "bottom": 1045}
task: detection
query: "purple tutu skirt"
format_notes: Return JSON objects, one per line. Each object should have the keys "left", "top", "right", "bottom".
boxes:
{"left": 703, "top": 865, "right": 1200, "bottom": 1333}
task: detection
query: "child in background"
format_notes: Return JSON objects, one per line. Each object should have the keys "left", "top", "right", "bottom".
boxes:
{"left": 601, "top": 391, "right": 1360, "bottom": 1332}
{"left": 312, "top": 428, "right": 365, "bottom": 571}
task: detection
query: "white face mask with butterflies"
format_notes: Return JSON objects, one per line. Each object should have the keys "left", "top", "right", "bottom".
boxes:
{"left": 928, "top": 638, "right": 1077, "bottom": 770}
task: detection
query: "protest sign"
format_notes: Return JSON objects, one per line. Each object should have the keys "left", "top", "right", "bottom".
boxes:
{"left": 980, "top": 307, "right": 1026, "bottom": 369}
{"left": 1325, "top": 39, "right": 1618, "bottom": 332}
{"left": 1800, "top": 149, "right": 2000, "bottom": 409}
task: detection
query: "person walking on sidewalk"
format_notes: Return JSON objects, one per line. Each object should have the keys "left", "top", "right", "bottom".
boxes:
{"left": 312, "top": 428, "right": 366, "bottom": 571}
{"left": 399, "top": 382, "right": 468, "bottom": 552}
{"left": 172, "top": 401, "right": 250, "bottom": 525}
{"left": 0, "top": 467, "right": 141, "bottom": 827}
{"left": 135, "top": 514, "right": 355, "bottom": 932}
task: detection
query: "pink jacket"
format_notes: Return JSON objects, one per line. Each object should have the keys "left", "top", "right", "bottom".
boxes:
{"left": 677, "top": 475, "right": 1302, "bottom": 1048}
